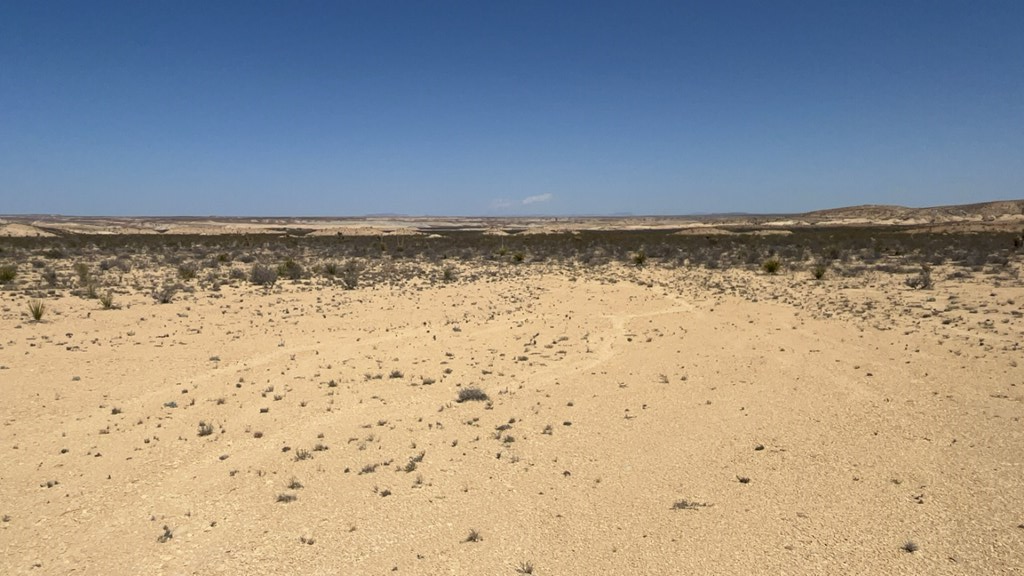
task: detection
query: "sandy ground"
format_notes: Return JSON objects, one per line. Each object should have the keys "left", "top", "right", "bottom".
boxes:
{"left": 1, "top": 262, "right": 1023, "bottom": 575}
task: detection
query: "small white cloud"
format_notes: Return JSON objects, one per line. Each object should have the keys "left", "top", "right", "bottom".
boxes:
{"left": 522, "top": 193, "right": 553, "bottom": 205}
{"left": 491, "top": 199, "right": 514, "bottom": 209}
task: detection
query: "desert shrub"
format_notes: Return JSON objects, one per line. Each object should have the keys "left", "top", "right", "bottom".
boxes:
{"left": 0, "top": 264, "right": 16, "bottom": 284}
{"left": 157, "top": 525, "right": 173, "bottom": 543}
{"left": 74, "top": 262, "right": 90, "bottom": 284}
{"left": 339, "top": 261, "right": 362, "bottom": 289}
{"left": 632, "top": 250, "right": 647, "bottom": 267}
{"left": 442, "top": 265, "right": 457, "bottom": 283}
{"left": 111, "top": 257, "right": 132, "bottom": 272}
{"left": 905, "top": 265, "right": 933, "bottom": 290}
{"left": 277, "top": 259, "right": 304, "bottom": 280}
{"left": 28, "top": 299, "right": 45, "bottom": 321}
{"left": 762, "top": 258, "right": 781, "bottom": 274}
{"left": 250, "top": 264, "right": 278, "bottom": 286}
{"left": 99, "top": 291, "right": 116, "bottom": 309}
{"left": 323, "top": 261, "right": 339, "bottom": 276}
{"left": 197, "top": 421, "right": 214, "bottom": 437}
{"left": 672, "top": 499, "right": 710, "bottom": 510}
{"left": 456, "top": 387, "right": 489, "bottom": 403}
{"left": 811, "top": 264, "right": 827, "bottom": 280}
{"left": 153, "top": 284, "right": 179, "bottom": 303}
{"left": 822, "top": 246, "right": 842, "bottom": 261}
{"left": 177, "top": 262, "right": 198, "bottom": 280}
{"left": 41, "top": 268, "right": 59, "bottom": 287}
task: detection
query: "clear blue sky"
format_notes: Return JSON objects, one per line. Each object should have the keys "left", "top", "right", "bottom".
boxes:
{"left": 2, "top": 1, "right": 1022, "bottom": 216}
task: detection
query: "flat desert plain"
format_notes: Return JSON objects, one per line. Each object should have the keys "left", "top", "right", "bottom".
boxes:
{"left": 1, "top": 216, "right": 1023, "bottom": 575}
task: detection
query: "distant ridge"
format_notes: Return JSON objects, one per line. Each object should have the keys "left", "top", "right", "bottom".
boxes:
{"left": 804, "top": 199, "right": 1024, "bottom": 221}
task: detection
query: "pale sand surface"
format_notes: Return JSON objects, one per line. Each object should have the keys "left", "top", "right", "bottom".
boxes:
{"left": 2, "top": 256, "right": 1022, "bottom": 575}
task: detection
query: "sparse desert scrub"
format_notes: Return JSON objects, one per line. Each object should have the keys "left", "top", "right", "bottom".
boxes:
{"left": 762, "top": 257, "right": 781, "bottom": 274}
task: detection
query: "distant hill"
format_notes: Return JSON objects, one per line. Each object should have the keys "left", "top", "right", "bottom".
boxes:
{"left": 804, "top": 200, "right": 1024, "bottom": 221}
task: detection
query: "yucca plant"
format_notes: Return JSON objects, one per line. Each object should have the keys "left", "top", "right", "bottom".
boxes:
{"left": 28, "top": 299, "right": 45, "bottom": 322}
